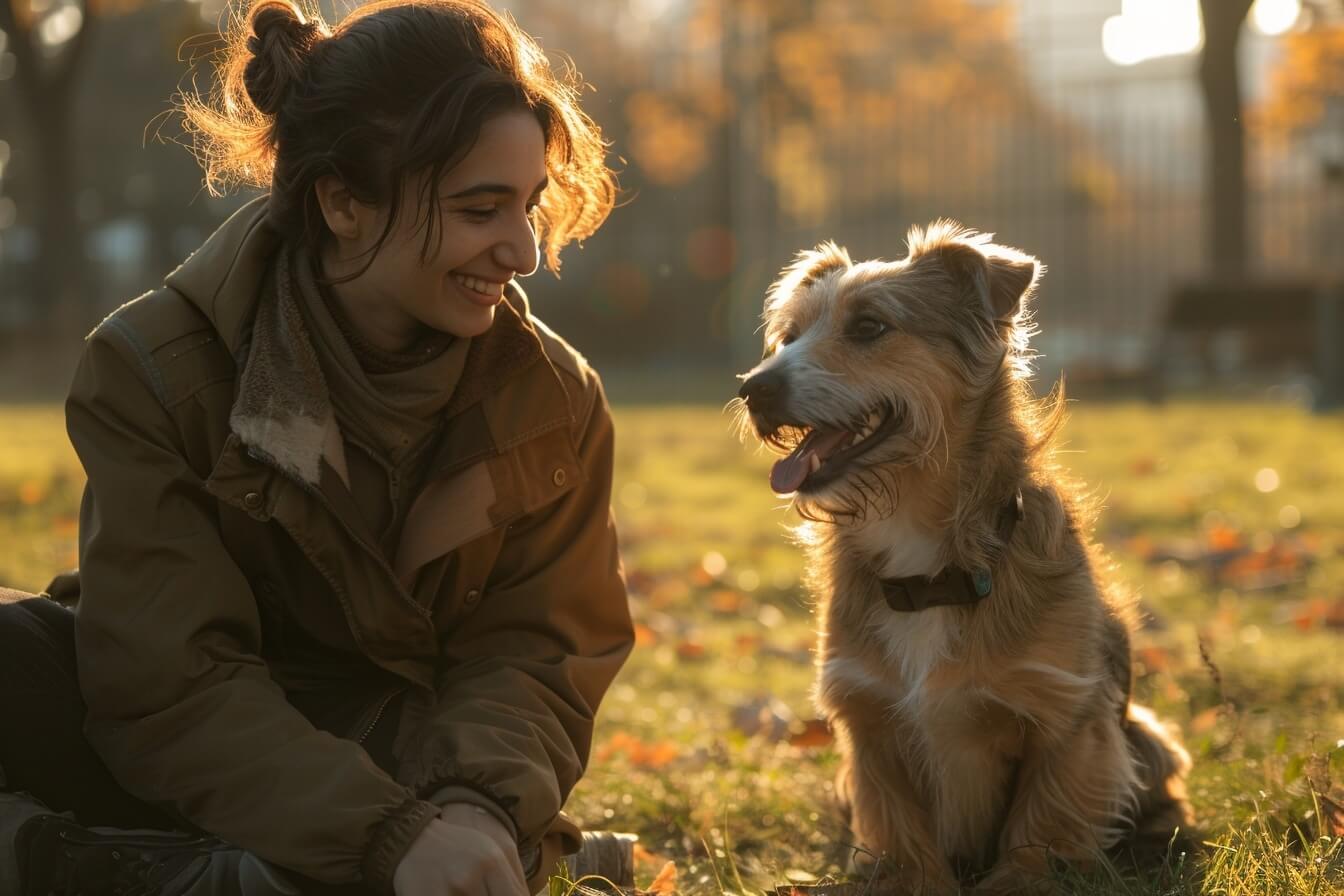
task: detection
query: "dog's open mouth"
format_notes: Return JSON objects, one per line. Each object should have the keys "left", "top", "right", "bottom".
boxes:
{"left": 767, "top": 404, "right": 902, "bottom": 495}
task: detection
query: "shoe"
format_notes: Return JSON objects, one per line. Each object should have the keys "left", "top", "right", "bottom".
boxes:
{"left": 12, "top": 809, "right": 301, "bottom": 896}
{"left": 562, "top": 830, "right": 638, "bottom": 890}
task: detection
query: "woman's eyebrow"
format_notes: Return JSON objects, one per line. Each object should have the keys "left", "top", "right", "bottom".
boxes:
{"left": 443, "top": 176, "right": 549, "bottom": 200}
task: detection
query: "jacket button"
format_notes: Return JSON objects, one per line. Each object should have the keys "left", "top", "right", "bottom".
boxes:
{"left": 243, "top": 491, "right": 264, "bottom": 510}
{"left": 552, "top": 468, "right": 567, "bottom": 487}
{"left": 464, "top": 589, "right": 481, "bottom": 605}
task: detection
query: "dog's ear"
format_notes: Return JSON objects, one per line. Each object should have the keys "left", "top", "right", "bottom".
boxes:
{"left": 907, "top": 221, "right": 1041, "bottom": 322}
{"left": 765, "top": 241, "right": 852, "bottom": 312}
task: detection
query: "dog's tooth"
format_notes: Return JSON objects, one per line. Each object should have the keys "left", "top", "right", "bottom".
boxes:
{"left": 809, "top": 454, "right": 821, "bottom": 473}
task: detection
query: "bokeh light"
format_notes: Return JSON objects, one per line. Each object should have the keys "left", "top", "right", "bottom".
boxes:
{"left": 1102, "top": 0, "right": 1202, "bottom": 66}
{"left": 1251, "top": 0, "right": 1302, "bottom": 36}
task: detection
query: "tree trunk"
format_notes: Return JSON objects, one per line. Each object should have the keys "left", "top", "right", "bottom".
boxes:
{"left": 1198, "top": 0, "right": 1255, "bottom": 276}
{"left": 0, "top": 0, "right": 95, "bottom": 324}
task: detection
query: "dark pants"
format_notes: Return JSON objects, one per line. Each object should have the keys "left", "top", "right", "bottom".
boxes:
{"left": 0, "top": 591, "right": 401, "bottom": 893}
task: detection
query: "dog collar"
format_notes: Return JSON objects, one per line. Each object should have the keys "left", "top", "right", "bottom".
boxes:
{"left": 879, "top": 490, "right": 1024, "bottom": 612}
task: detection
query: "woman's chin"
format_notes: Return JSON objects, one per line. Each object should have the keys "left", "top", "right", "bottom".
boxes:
{"left": 431, "top": 303, "right": 496, "bottom": 339}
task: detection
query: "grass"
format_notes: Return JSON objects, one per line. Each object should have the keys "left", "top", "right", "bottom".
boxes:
{"left": 2, "top": 399, "right": 1343, "bottom": 894}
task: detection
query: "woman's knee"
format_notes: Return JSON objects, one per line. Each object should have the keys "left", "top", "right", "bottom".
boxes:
{"left": 0, "top": 596, "right": 77, "bottom": 687}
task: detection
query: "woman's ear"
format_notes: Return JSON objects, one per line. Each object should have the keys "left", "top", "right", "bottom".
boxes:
{"left": 313, "top": 176, "right": 366, "bottom": 241}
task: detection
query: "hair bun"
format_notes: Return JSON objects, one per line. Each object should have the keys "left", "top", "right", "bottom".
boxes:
{"left": 243, "top": 0, "right": 321, "bottom": 117}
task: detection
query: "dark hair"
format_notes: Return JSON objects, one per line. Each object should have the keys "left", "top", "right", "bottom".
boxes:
{"left": 180, "top": 0, "right": 615, "bottom": 271}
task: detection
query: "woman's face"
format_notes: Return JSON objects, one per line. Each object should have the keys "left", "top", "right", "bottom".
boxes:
{"left": 324, "top": 109, "right": 547, "bottom": 348}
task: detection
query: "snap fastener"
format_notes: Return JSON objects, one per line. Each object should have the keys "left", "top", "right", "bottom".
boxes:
{"left": 464, "top": 588, "right": 481, "bottom": 605}
{"left": 552, "top": 468, "right": 567, "bottom": 487}
{"left": 243, "top": 491, "right": 264, "bottom": 511}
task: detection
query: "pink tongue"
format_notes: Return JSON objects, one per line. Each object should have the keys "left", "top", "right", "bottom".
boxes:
{"left": 770, "top": 428, "right": 853, "bottom": 494}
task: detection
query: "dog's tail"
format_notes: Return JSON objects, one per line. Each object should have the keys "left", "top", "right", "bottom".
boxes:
{"left": 1122, "top": 702, "right": 1196, "bottom": 854}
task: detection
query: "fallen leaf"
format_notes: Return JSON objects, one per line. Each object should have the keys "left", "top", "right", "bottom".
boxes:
{"left": 1188, "top": 707, "right": 1221, "bottom": 734}
{"left": 633, "top": 623, "right": 659, "bottom": 647}
{"left": 675, "top": 641, "right": 707, "bottom": 661}
{"left": 710, "top": 589, "right": 744, "bottom": 615}
{"left": 788, "top": 718, "right": 833, "bottom": 748}
{"left": 646, "top": 860, "right": 678, "bottom": 895}
{"left": 1136, "top": 645, "right": 1171, "bottom": 674}
{"left": 734, "top": 633, "right": 762, "bottom": 654}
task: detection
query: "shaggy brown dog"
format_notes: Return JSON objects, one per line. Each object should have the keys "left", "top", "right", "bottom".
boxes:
{"left": 735, "top": 223, "right": 1193, "bottom": 893}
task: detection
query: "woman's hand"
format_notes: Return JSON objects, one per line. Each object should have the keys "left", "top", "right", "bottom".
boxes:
{"left": 392, "top": 803, "right": 529, "bottom": 896}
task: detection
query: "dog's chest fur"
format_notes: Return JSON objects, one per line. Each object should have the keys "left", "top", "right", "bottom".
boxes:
{"left": 821, "top": 512, "right": 1025, "bottom": 863}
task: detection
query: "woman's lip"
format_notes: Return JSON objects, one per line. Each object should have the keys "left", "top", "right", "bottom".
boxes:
{"left": 451, "top": 273, "right": 507, "bottom": 307}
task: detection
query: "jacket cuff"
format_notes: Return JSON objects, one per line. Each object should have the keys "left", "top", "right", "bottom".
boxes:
{"left": 426, "top": 784, "right": 519, "bottom": 843}
{"left": 362, "top": 796, "right": 441, "bottom": 896}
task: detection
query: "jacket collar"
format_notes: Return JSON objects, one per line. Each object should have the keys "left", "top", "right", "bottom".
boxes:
{"left": 164, "top": 196, "right": 278, "bottom": 358}
{"left": 169, "top": 197, "right": 571, "bottom": 486}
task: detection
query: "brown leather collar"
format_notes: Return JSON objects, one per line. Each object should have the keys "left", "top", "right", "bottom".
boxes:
{"left": 880, "top": 490, "right": 1024, "bottom": 612}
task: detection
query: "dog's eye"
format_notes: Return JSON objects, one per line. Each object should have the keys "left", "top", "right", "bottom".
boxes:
{"left": 848, "top": 318, "right": 888, "bottom": 341}
{"left": 777, "top": 329, "right": 799, "bottom": 349}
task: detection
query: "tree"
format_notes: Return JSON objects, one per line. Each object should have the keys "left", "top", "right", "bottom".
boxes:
{"left": 1258, "top": 5, "right": 1344, "bottom": 145}
{"left": 1198, "top": 0, "right": 1256, "bottom": 277}
{"left": 0, "top": 0, "right": 102, "bottom": 319}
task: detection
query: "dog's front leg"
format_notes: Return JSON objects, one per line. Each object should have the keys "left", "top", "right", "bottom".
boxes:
{"left": 835, "top": 717, "right": 959, "bottom": 894}
{"left": 977, "top": 714, "right": 1136, "bottom": 894}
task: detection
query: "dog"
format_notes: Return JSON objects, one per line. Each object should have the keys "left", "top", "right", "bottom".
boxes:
{"left": 734, "top": 222, "right": 1193, "bottom": 893}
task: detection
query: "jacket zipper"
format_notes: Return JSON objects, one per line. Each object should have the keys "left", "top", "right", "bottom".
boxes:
{"left": 357, "top": 691, "right": 397, "bottom": 744}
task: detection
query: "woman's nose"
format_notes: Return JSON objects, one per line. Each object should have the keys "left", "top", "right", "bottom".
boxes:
{"left": 492, "top": 210, "right": 540, "bottom": 277}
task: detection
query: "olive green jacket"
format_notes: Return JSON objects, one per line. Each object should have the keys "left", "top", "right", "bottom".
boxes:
{"left": 64, "top": 199, "right": 633, "bottom": 893}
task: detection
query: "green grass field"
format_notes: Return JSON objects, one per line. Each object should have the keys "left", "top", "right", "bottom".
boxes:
{"left": 2, "top": 400, "right": 1342, "bottom": 895}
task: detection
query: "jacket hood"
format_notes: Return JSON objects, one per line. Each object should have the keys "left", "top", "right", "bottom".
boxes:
{"left": 164, "top": 195, "right": 278, "bottom": 356}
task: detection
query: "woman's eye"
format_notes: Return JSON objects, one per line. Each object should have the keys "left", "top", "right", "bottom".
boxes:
{"left": 461, "top": 207, "right": 498, "bottom": 221}
{"left": 849, "top": 318, "right": 888, "bottom": 341}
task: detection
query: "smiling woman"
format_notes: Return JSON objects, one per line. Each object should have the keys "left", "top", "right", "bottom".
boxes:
{"left": 0, "top": 2, "right": 633, "bottom": 896}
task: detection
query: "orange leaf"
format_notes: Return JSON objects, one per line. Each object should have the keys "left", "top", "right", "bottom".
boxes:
{"left": 1189, "top": 707, "right": 1221, "bottom": 734}
{"left": 789, "top": 718, "right": 833, "bottom": 748}
{"left": 710, "top": 589, "right": 743, "bottom": 615}
{"left": 734, "top": 633, "right": 762, "bottom": 654}
{"left": 631, "top": 740, "right": 680, "bottom": 769}
{"left": 18, "top": 481, "right": 45, "bottom": 506}
{"left": 1292, "top": 598, "right": 1329, "bottom": 632}
{"left": 1136, "top": 645, "right": 1170, "bottom": 674}
{"left": 1207, "top": 525, "right": 1242, "bottom": 552}
{"left": 634, "top": 623, "right": 659, "bottom": 647}
{"left": 675, "top": 641, "right": 707, "bottom": 661}
{"left": 646, "top": 860, "right": 678, "bottom": 895}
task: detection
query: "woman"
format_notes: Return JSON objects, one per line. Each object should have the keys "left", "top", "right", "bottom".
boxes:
{"left": 0, "top": 1, "right": 633, "bottom": 894}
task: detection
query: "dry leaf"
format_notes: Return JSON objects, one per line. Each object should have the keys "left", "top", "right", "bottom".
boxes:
{"left": 675, "top": 641, "right": 707, "bottom": 661}
{"left": 1188, "top": 706, "right": 1221, "bottom": 734}
{"left": 646, "top": 860, "right": 678, "bottom": 895}
{"left": 710, "top": 589, "right": 744, "bottom": 615}
{"left": 1136, "top": 645, "right": 1171, "bottom": 673}
{"left": 788, "top": 718, "right": 834, "bottom": 748}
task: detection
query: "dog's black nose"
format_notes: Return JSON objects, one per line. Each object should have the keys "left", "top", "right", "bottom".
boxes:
{"left": 738, "top": 369, "right": 785, "bottom": 407}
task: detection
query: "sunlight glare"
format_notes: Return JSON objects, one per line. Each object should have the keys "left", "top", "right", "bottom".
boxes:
{"left": 1250, "top": 0, "right": 1301, "bottom": 36}
{"left": 1102, "top": 0, "right": 1202, "bottom": 67}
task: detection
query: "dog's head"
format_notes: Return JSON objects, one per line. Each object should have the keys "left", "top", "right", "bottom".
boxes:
{"left": 735, "top": 220, "right": 1041, "bottom": 509}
